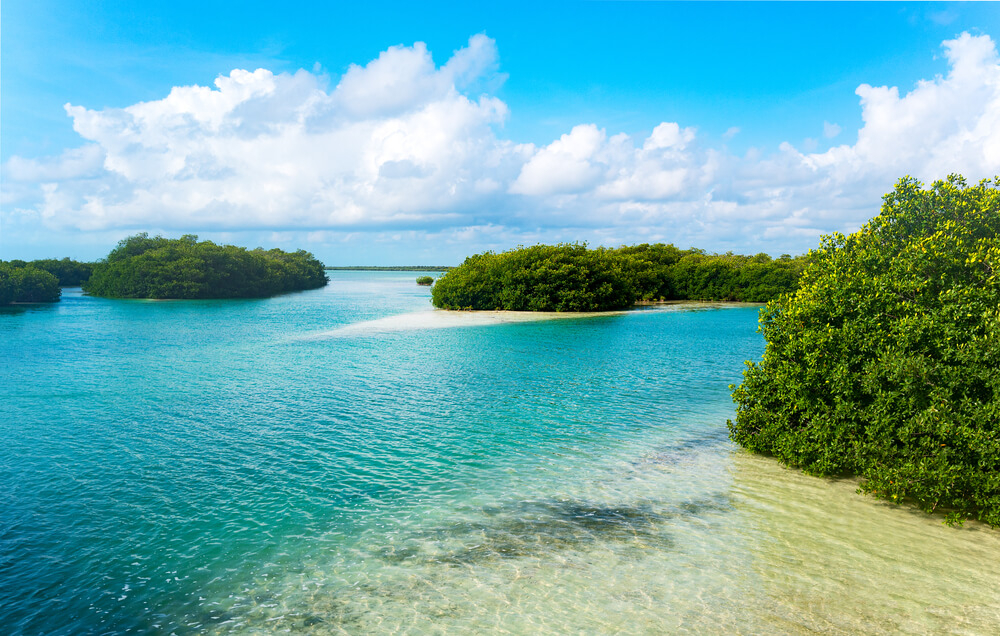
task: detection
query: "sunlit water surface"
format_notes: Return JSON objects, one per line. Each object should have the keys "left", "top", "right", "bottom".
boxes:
{"left": 2, "top": 272, "right": 998, "bottom": 634}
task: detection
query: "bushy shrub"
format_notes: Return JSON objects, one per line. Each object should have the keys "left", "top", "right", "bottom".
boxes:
{"left": 28, "top": 258, "right": 94, "bottom": 286}
{"left": 416, "top": 276, "right": 434, "bottom": 286}
{"left": 83, "top": 233, "right": 328, "bottom": 299}
{"left": 0, "top": 262, "right": 61, "bottom": 304}
{"left": 431, "top": 244, "right": 636, "bottom": 311}
{"left": 729, "top": 175, "right": 1000, "bottom": 526}
{"left": 431, "top": 243, "right": 806, "bottom": 311}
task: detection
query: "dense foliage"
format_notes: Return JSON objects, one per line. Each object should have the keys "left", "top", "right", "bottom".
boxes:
{"left": 416, "top": 276, "right": 434, "bottom": 286}
{"left": 83, "top": 234, "right": 328, "bottom": 299}
{"left": 431, "top": 244, "right": 635, "bottom": 311}
{"left": 729, "top": 176, "right": 1000, "bottom": 526}
{"left": 0, "top": 262, "right": 61, "bottom": 305}
{"left": 27, "top": 258, "right": 94, "bottom": 286}
{"left": 431, "top": 243, "right": 806, "bottom": 311}
{"left": 325, "top": 266, "right": 454, "bottom": 271}
{"left": 621, "top": 245, "right": 807, "bottom": 303}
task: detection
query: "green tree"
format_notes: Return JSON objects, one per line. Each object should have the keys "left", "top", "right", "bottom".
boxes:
{"left": 729, "top": 175, "right": 1000, "bottom": 526}
{"left": 432, "top": 243, "right": 805, "bottom": 311}
{"left": 28, "top": 258, "right": 94, "bottom": 286}
{"left": 84, "top": 234, "right": 328, "bottom": 299}
{"left": 0, "top": 263, "right": 61, "bottom": 304}
{"left": 0, "top": 265, "right": 15, "bottom": 305}
{"left": 432, "top": 244, "right": 636, "bottom": 311}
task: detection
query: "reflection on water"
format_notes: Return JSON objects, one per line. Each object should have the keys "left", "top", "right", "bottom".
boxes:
{"left": 2, "top": 274, "right": 998, "bottom": 635}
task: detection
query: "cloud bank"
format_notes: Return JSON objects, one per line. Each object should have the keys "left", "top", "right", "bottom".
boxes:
{"left": 3, "top": 32, "right": 999, "bottom": 259}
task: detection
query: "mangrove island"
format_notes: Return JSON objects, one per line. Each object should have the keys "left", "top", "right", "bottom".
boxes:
{"left": 83, "top": 233, "right": 328, "bottom": 299}
{"left": 430, "top": 243, "right": 808, "bottom": 311}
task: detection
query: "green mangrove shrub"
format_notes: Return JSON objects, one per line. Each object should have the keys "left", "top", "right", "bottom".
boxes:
{"left": 431, "top": 243, "right": 807, "bottom": 311}
{"left": 416, "top": 276, "right": 434, "bottom": 286}
{"left": 0, "top": 262, "right": 61, "bottom": 305}
{"left": 431, "top": 244, "right": 635, "bottom": 311}
{"left": 28, "top": 258, "right": 94, "bottom": 286}
{"left": 84, "top": 233, "right": 328, "bottom": 299}
{"left": 729, "top": 175, "right": 1000, "bottom": 526}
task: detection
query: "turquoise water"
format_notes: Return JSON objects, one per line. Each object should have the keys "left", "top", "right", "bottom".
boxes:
{"left": 3, "top": 272, "right": 999, "bottom": 634}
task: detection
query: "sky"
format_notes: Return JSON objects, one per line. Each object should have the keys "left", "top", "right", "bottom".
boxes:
{"left": 2, "top": 1, "right": 999, "bottom": 265}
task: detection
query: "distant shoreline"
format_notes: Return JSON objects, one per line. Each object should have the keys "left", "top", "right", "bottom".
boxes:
{"left": 441, "top": 299, "right": 763, "bottom": 315}
{"left": 324, "top": 266, "right": 454, "bottom": 271}
{"left": 632, "top": 299, "right": 766, "bottom": 308}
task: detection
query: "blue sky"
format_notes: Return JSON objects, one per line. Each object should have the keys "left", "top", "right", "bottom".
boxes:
{"left": 2, "top": 1, "right": 999, "bottom": 264}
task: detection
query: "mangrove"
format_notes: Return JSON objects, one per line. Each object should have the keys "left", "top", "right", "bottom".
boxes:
{"left": 27, "top": 258, "right": 94, "bottom": 287}
{"left": 430, "top": 243, "right": 808, "bottom": 311}
{"left": 0, "top": 262, "right": 61, "bottom": 305}
{"left": 728, "top": 175, "right": 1000, "bottom": 527}
{"left": 83, "top": 233, "right": 328, "bottom": 299}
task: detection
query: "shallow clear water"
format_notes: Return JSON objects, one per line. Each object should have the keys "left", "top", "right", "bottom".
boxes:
{"left": 2, "top": 272, "right": 998, "bottom": 635}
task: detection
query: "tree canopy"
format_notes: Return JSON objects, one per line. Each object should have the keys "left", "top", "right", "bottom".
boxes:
{"left": 431, "top": 244, "right": 635, "bottom": 311}
{"left": 83, "top": 234, "right": 328, "bottom": 299}
{"left": 729, "top": 175, "right": 1000, "bottom": 526}
{"left": 0, "top": 262, "right": 61, "bottom": 305}
{"left": 430, "top": 243, "right": 807, "bottom": 311}
{"left": 26, "top": 258, "right": 94, "bottom": 286}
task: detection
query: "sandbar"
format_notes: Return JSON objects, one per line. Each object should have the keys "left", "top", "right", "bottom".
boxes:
{"left": 307, "top": 301, "right": 756, "bottom": 338}
{"left": 310, "top": 308, "right": 625, "bottom": 337}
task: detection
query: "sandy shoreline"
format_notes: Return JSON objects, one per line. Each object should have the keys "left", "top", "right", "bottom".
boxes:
{"left": 307, "top": 301, "right": 756, "bottom": 338}
{"left": 309, "top": 308, "right": 623, "bottom": 337}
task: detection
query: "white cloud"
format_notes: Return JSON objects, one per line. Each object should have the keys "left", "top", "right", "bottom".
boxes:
{"left": 332, "top": 34, "right": 499, "bottom": 119}
{"left": 3, "top": 32, "right": 999, "bottom": 260}
{"left": 4, "top": 145, "right": 105, "bottom": 182}
{"left": 644, "top": 122, "right": 695, "bottom": 151}
{"left": 509, "top": 124, "right": 606, "bottom": 196}
{"left": 5, "top": 36, "right": 524, "bottom": 233}
{"left": 815, "top": 32, "right": 1000, "bottom": 183}
{"left": 503, "top": 33, "right": 997, "bottom": 245}
{"left": 509, "top": 122, "right": 700, "bottom": 201}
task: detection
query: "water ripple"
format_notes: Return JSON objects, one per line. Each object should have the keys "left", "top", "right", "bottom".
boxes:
{"left": 2, "top": 275, "right": 999, "bottom": 634}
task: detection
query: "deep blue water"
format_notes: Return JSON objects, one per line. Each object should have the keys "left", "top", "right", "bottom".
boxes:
{"left": 3, "top": 272, "right": 998, "bottom": 634}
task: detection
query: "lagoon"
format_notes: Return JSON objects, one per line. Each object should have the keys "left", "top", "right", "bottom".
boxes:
{"left": 2, "top": 271, "right": 999, "bottom": 634}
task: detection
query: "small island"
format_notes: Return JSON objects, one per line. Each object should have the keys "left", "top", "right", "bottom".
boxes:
{"left": 83, "top": 233, "right": 328, "bottom": 299}
{"left": 0, "top": 262, "right": 62, "bottom": 305}
{"left": 430, "top": 243, "right": 808, "bottom": 311}
{"left": 416, "top": 276, "right": 434, "bottom": 286}
{"left": 0, "top": 257, "right": 97, "bottom": 306}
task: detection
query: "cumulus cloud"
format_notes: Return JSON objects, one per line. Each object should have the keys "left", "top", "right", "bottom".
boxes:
{"left": 844, "top": 32, "right": 1000, "bottom": 180}
{"left": 510, "top": 124, "right": 607, "bottom": 196}
{"left": 3, "top": 32, "right": 999, "bottom": 259}
{"left": 4, "top": 145, "right": 105, "bottom": 182}
{"left": 4, "top": 35, "right": 522, "bottom": 233}
{"left": 501, "top": 31, "right": 998, "bottom": 246}
{"left": 333, "top": 34, "right": 498, "bottom": 119}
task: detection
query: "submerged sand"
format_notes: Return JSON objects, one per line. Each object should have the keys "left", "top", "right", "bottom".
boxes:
{"left": 312, "top": 308, "right": 625, "bottom": 337}
{"left": 308, "top": 301, "right": 755, "bottom": 338}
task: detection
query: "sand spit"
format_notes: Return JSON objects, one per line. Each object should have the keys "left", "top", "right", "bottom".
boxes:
{"left": 309, "top": 308, "right": 625, "bottom": 338}
{"left": 306, "top": 301, "right": 756, "bottom": 339}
